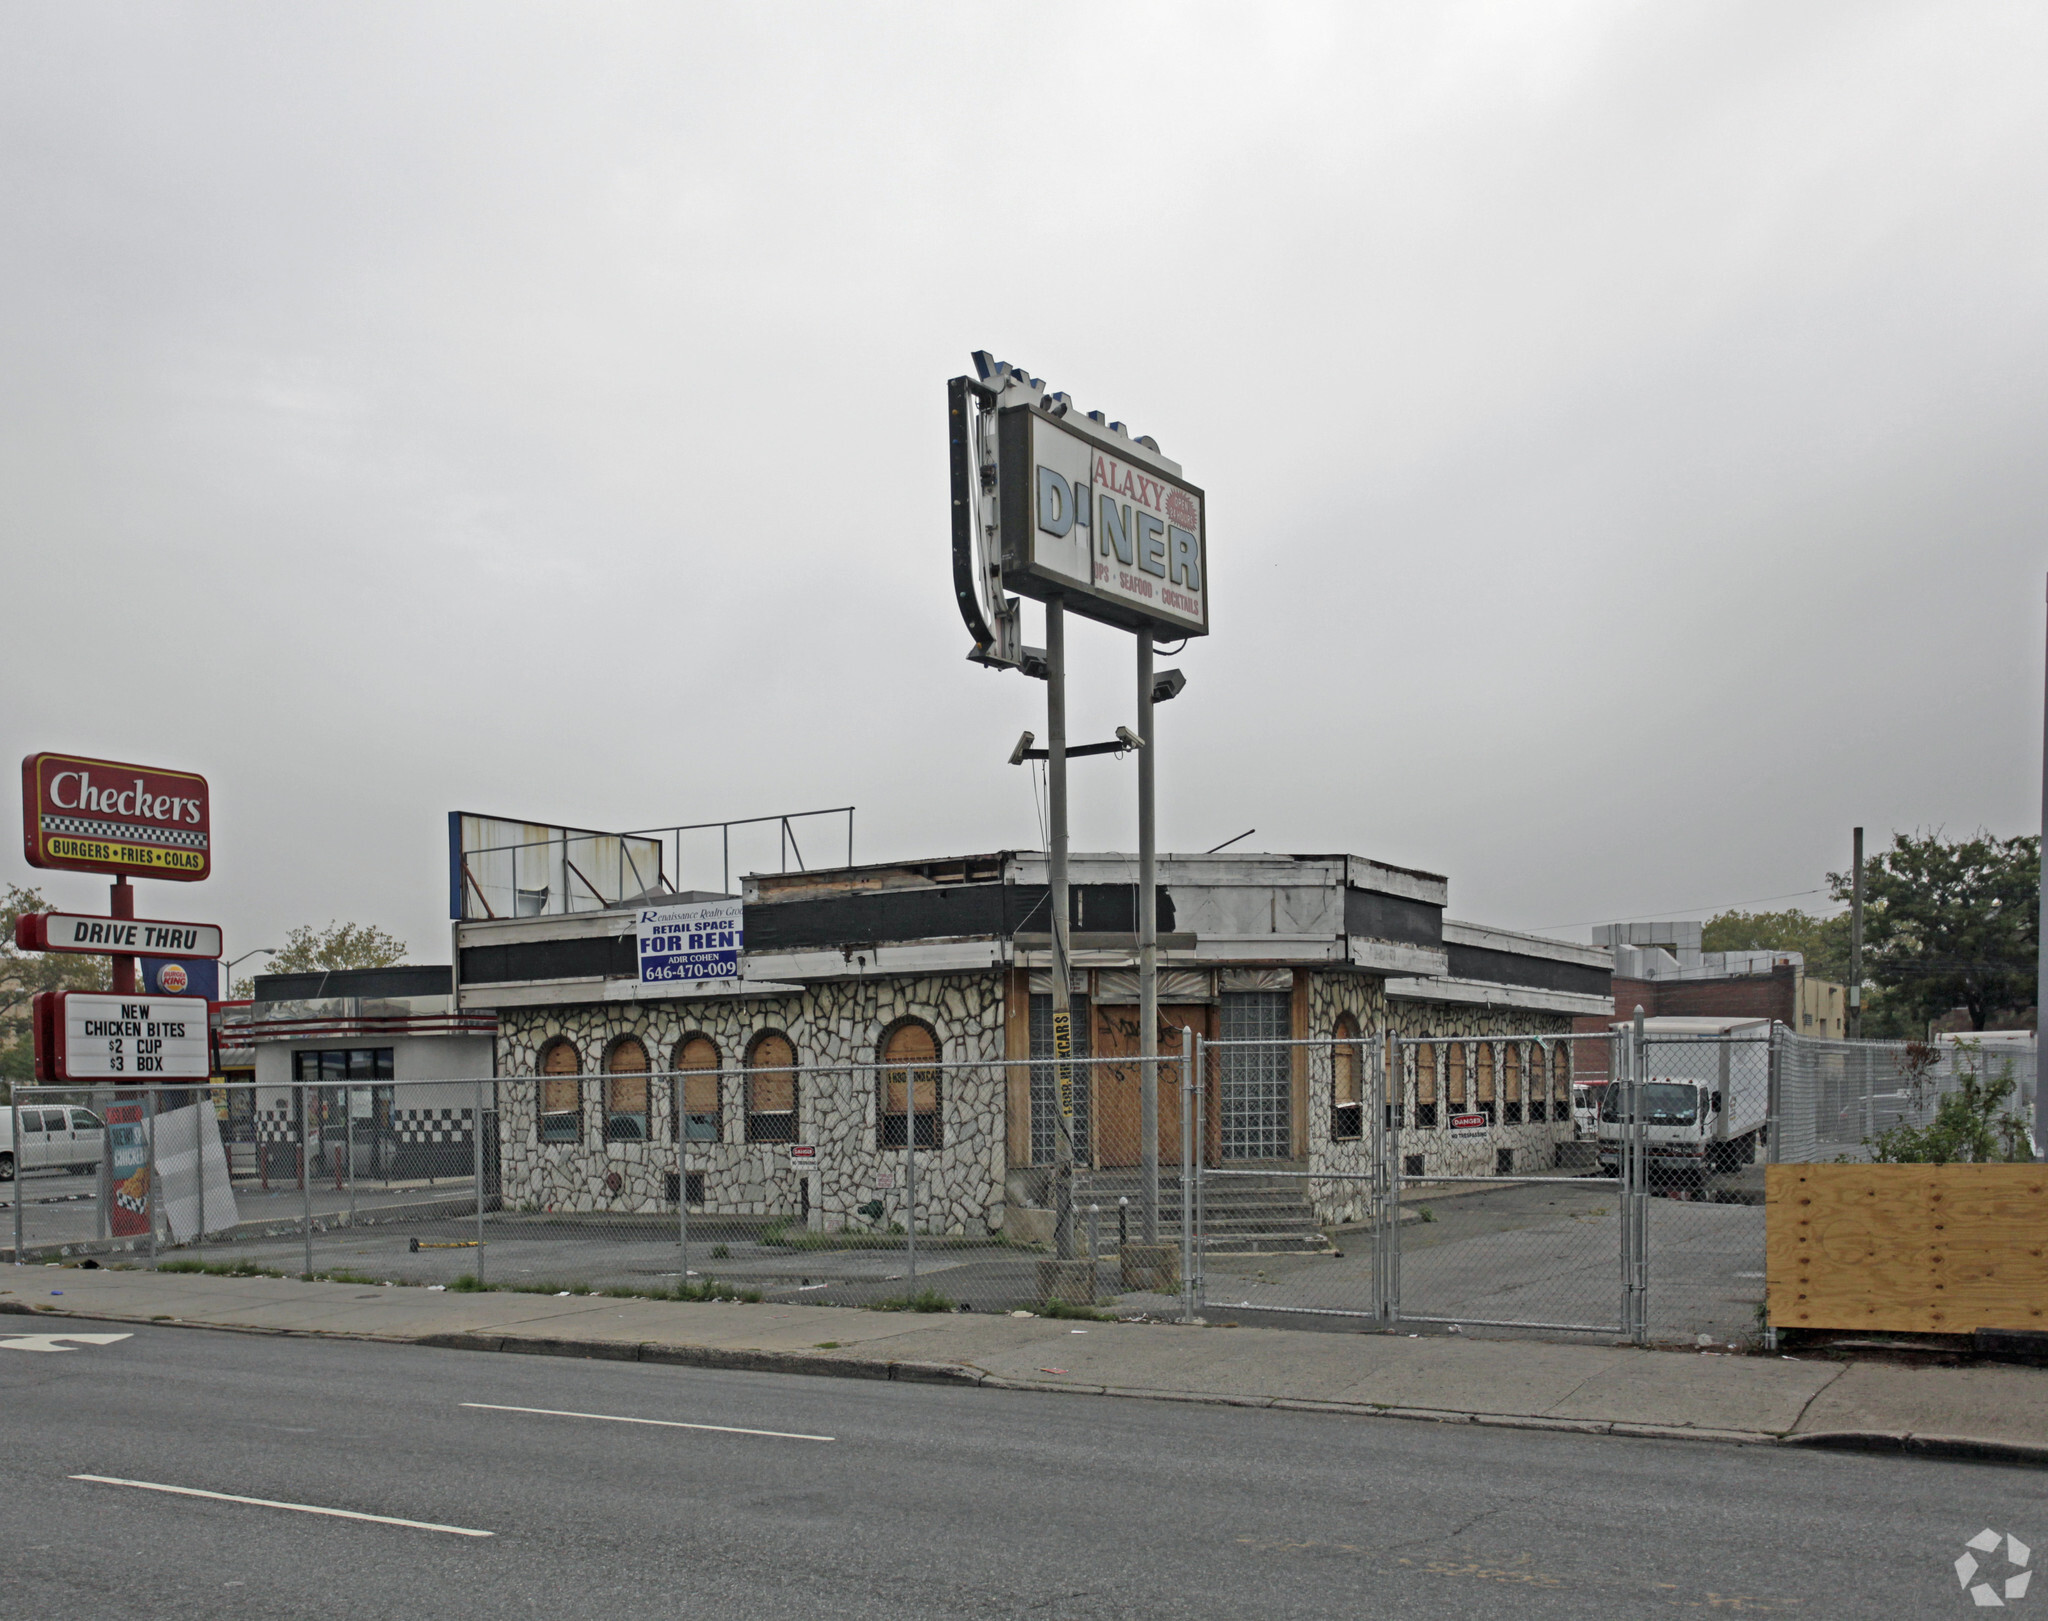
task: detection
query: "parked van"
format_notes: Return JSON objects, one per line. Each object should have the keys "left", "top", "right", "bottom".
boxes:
{"left": 0, "top": 1104, "right": 106, "bottom": 1180}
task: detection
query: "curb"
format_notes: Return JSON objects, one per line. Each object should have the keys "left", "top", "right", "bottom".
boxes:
{"left": 8, "top": 1299, "right": 2044, "bottom": 1465}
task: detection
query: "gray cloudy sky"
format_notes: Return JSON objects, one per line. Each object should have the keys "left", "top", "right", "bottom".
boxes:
{"left": 4, "top": 3, "right": 2044, "bottom": 963}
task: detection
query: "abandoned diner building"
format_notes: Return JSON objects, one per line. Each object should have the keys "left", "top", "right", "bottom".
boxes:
{"left": 449, "top": 817, "right": 1613, "bottom": 1237}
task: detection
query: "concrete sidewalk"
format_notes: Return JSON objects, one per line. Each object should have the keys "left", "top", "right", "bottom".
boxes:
{"left": 4, "top": 1266, "right": 2044, "bottom": 1464}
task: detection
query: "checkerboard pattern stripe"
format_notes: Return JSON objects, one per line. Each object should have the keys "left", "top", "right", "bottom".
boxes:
{"left": 40, "top": 813, "right": 209, "bottom": 850}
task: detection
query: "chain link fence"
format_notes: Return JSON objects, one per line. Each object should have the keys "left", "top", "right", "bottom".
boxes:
{"left": 10, "top": 1023, "right": 1904, "bottom": 1350}
{"left": 1771, "top": 1031, "right": 2037, "bottom": 1164}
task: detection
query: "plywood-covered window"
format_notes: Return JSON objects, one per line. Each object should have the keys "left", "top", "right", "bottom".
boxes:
{"left": 1475, "top": 1042, "right": 1496, "bottom": 1123}
{"left": 1551, "top": 1041, "right": 1571, "bottom": 1109}
{"left": 746, "top": 1032, "right": 798, "bottom": 1143}
{"left": 604, "top": 1036, "right": 649, "bottom": 1141}
{"left": 1503, "top": 1043, "right": 1524, "bottom": 1124}
{"left": 1330, "top": 1014, "right": 1363, "bottom": 1141}
{"left": 673, "top": 1035, "right": 721, "bottom": 1142}
{"left": 878, "top": 1020, "right": 941, "bottom": 1148}
{"left": 1447, "top": 1042, "right": 1467, "bottom": 1111}
{"left": 539, "top": 1038, "right": 581, "bottom": 1143}
{"left": 1416, "top": 1043, "right": 1438, "bottom": 1129}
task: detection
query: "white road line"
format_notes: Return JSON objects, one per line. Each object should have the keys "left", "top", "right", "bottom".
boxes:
{"left": 70, "top": 1475, "right": 493, "bottom": 1537}
{"left": 462, "top": 1401, "right": 834, "bottom": 1442}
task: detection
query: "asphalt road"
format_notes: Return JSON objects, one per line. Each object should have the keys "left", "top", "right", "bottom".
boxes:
{"left": 0, "top": 1321, "right": 2036, "bottom": 1618}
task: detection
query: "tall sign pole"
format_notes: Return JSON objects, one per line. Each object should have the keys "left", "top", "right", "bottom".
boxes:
{"left": 1047, "top": 599, "right": 1076, "bottom": 1258}
{"left": 1137, "top": 631, "right": 1159, "bottom": 1244}
{"left": 949, "top": 351, "right": 1208, "bottom": 1262}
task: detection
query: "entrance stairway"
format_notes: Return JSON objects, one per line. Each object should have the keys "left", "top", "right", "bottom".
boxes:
{"left": 1070, "top": 1166, "right": 1329, "bottom": 1253}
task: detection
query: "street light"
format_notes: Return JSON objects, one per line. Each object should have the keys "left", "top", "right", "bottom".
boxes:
{"left": 224, "top": 948, "right": 278, "bottom": 998}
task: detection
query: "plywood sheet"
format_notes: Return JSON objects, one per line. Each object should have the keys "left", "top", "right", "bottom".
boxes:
{"left": 1766, "top": 1163, "right": 2048, "bottom": 1334}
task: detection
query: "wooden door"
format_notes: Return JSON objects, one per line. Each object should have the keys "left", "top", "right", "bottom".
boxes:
{"left": 1089, "top": 1004, "right": 1205, "bottom": 1168}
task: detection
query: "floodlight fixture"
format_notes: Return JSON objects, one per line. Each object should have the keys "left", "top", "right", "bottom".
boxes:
{"left": 1008, "top": 731, "right": 1035, "bottom": 766}
{"left": 1150, "top": 668, "right": 1187, "bottom": 704}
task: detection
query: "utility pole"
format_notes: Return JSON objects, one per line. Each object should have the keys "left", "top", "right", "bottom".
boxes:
{"left": 1849, "top": 827, "right": 1864, "bottom": 1040}
{"left": 1137, "top": 631, "right": 1159, "bottom": 1245}
{"left": 2038, "top": 574, "right": 2047, "bottom": 1159}
{"left": 1047, "top": 599, "right": 1076, "bottom": 1257}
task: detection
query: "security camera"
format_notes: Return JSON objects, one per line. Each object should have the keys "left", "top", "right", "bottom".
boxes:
{"left": 1115, "top": 726, "right": 1144, "bottom": 751}
{"left": 1008, "top": 731, "right": 1035, "bottom": 766}
{"left": 1151, "top": 668, "right": 1187, "bottom": 704}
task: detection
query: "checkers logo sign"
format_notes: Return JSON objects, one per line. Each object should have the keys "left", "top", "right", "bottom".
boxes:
{"left": 21, "top": 752, "right": 212, "bottom": 881}
{"left": 1959, "top": 1528, "right": 2032, "bottom": 1607}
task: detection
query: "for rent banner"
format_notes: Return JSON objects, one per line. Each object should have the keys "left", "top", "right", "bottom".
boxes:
{"left": 636, "top": 898, "right": 743, "bottom": 986}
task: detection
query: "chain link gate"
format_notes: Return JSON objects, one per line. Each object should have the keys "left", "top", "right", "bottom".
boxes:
{"left": 1173, "top": 1029, "right": 1655, "bottom": 1342}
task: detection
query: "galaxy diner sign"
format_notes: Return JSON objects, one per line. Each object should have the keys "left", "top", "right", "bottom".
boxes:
{"left": 998, "top": 406, "right": 1208, "bottom": 639}
{"left": 21, "top": 752, "right": 211, "bottom": 880}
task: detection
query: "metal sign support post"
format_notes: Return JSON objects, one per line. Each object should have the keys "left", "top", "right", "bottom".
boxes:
{"left": 1137, "top": 632, "right": 1160, "bottom": 1246}
{"left": 1048, "top": 598, "right": 1076, "bottom": 1261}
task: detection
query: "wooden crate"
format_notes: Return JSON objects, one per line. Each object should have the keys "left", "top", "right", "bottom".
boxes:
{"left": 1766, "top": 1163, "right": 2048, "bottom": 1334}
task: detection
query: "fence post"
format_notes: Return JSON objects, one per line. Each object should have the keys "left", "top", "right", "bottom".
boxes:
{"left": 146, "top": 1088, "right": 159, "bottom": 1267}
{"left": 300, "top": 1081, "right": 313, "bottom": 1276}
{"left": 196, "top": 1088, "right": 206, "bottom": 1259}
{"left": 11, "top": 1099, "right": 24, "bottom": 1265}
{"left": 1179, "top": 1027, "right": 1195, "bottom": 1323}
{"left": 473, "top": 1077, "right": 485, "bottom": 1287}
{"left": 1193, "top": 1032, "right": 1207, "bottom": 1315}
{"left": 688, "top": 1088, "right": 696, "bottom": 1293}
{"left": 905, "top": 1060, "right": 917, "bottom": 1286}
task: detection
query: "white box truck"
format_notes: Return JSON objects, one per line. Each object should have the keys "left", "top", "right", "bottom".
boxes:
{"left": 1597, "top": 1016, "right": 1772, "bottom": 1179}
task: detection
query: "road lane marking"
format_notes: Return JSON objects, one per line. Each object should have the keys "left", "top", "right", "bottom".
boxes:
{"left": 462, "top": 1401, "right": 834, "bottom": 1442}
{"left": 70, "top": 1475, "right": 493, "bottom": 1537}
{"left": 0, "top": 1333, "right": 132, "bottom": 1353}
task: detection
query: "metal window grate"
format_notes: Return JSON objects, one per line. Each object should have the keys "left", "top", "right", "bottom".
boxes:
{"left": 1029, "top": 994, "right": 1090, "bottom": 1164}
{"left": 1219, "top": 992, "right": 1291, "bottom": 1158}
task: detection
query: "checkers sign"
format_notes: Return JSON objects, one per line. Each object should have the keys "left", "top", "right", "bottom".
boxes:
{"left": 21, "top": 753, "right": 211, "bottom": 881}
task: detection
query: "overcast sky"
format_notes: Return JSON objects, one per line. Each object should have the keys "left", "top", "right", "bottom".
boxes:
{"left": 3, "top": 3, "right": 2044, "bottom": 965}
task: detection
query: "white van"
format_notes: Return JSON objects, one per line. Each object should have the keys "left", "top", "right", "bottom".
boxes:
{"left": 0, "top": 1104, "right": 106, "bottom": 1180}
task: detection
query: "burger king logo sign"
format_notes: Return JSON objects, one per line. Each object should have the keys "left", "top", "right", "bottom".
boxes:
{"left": 157, "top": 962, "right": 188, "bottom": 994}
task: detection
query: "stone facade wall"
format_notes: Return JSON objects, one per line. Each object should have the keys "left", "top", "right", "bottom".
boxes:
{"left": 1299, "top": 972, "right": 1575, "bottom": 1224}
{"left": 493, "top": 972, "right": 1008, "bottom": 1236}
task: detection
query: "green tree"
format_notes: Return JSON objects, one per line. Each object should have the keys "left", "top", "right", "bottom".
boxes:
{"left": 236, "top": 921, "right": 409, "bottom": 995}
{"left": 0, "top": 885, "right": 112, "bottom": 1093}
{"left": 1827, "top": 830, "right": 2039, "bottom": 1034}
{"left": 1701, "top": 907, "right": 1853, "bottom": 982}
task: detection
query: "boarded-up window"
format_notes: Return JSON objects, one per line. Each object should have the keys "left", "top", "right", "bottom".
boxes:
{"left": 539, "top": 1039, "right": 580, "bottom": 1143}
{"left": 1447, "top": 1043, "right": 1467, "bottom": 1109}
{"left": 674, "top": 1036, "right": 720, "bottom": 1142}
{"left": 1552, "top": 1042, "right": 1571, "bottom": 1105}
{"left": 747, "top": 1032, "right": 798, "bottom": 1142}
{"left": 879, "top": 1021, "right": 941, "bottom": 1148}
{"left": 1330, "top": 1014, "right": 1363, "bottom": 1141}
{"left": 1416, "top": 1044, "right": 1438, "bottom": 1128}
{"left": 605, "top": 1037, "right": 649, "bottom": 1141}
{"left": 1504, "top": 1043, "right": 1524, "bottom": 1124}
{"left": 1475, "top": 1043, "right": 1496, "bottom": 1121}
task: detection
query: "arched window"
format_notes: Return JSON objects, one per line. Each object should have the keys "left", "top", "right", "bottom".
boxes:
{"left": 1330, "top": 1014, "right": 1363, "bottom": 1141}
{"left": 604, "top": 1036, "right": 649, "bottom": 1141}
{"left": 1447, "top": 1042, "right": 1467, "bottom": 1111}
{"left": 1552, "top": 1041, "right": 1572, "bottom": 1111}
{"left": 746, "top": 1032, "right": 798, "bottom": 1143}
{"left": 1416, "top": 1043, "right": 1439, "bottom": 1129}
{"left": 879, "top": 1021, "right": 942, "bottom": 1148}
{"left": 1503, "top": 1042, "right": 1523, "bottom": 1124}
{"left": 539, "top": 1038, "right": 581, "bottom": 1143}
{"left": 1475, "top": 1043, "right": 1496, "bottom": 1123}
{"left": 673, "top": 1036, "right": 721, "bottom": 1142}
